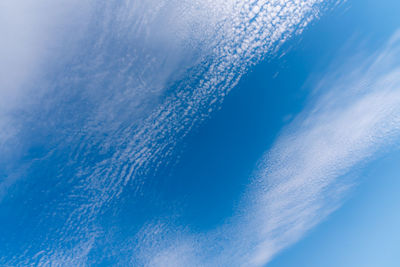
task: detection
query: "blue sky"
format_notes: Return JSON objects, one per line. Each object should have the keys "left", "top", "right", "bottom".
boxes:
{"left": 1, "top": 0, "right": 400, "bottom": 266}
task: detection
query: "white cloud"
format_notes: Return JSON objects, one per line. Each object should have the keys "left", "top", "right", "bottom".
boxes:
{"left": 0, "top": 0, "right": 91, "bottom": 113}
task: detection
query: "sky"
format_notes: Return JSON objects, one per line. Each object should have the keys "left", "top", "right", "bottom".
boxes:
{"left": 1, "top": 0, "right": 400, "bottom": 266}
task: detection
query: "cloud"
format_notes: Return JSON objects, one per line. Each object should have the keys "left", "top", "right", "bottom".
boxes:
{"left": 0, "top": 0, "right": 91, "bottom": 119}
